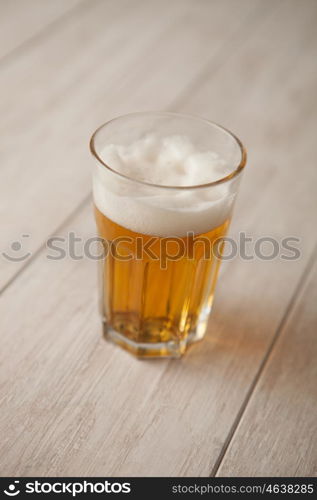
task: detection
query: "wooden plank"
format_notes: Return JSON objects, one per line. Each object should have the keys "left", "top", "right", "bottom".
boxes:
{"left": 97, "top": 0, "right": 317, "bottom": 476}
{"left": 0, "top": 0, "right": 82, "bottom": 59}
{"left": 118, "top": 0, "right": 317, "bottom": 476}
{"left": 217, "top": 255, "right": 317, "bottom": 477}
{"left": 0, "top": 0, "right": 263, "bottom": 291}
{"left": 0, "top": 208, "right": 170, "bottom": 476}
{"left": 1, "top": 0, "right": 316, "bottom": 476}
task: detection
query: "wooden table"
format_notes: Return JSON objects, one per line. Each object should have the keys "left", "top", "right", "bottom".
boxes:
{"left": 1, "top": 0, "right": 316, "bottom": 477}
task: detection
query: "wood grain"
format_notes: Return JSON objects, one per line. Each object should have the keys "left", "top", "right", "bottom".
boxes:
{"left": 0, "top": 0, "right": 262, "bottom": 290}
{"left": 0, "top": 0, "right": 82, "bottom": 59}
{"left": 217, "top": 254, "right": 317, "bottom": 477}
{"left": 0, "top": 0, "right": 316, "bottom": 477}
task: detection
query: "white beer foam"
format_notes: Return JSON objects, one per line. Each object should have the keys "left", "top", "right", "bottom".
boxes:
{"left": 93, "top": 134, "right": 236, "bottom": 236}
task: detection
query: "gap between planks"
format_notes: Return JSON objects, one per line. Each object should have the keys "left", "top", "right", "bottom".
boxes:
{"left": 0, "top": 0, "right": 269, "bottom": 297}
{"left": 1, "top": 0, "right": 315, "bottom": 475}
{"left": 210, "top": 243, "right": 317, "bottom": 477}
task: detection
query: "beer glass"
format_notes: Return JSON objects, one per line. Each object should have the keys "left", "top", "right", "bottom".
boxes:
{"left": 90, "top": 112, "right": 246, "bottom": 358}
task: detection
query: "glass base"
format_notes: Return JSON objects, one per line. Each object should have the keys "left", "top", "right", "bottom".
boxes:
{"left": 102, "top": 317, "right": 208, "bottom": 359}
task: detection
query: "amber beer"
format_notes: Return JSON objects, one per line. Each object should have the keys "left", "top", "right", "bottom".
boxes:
{"left": 95, "top": 207, "right": 229, "bottom": 356}
{"left": 90, "top": 112, "right": 246, "bottom": 358}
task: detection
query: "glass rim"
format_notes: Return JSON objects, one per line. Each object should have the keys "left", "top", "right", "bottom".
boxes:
{"left": 89, "top": 111, "right": 247, "bottom": 190}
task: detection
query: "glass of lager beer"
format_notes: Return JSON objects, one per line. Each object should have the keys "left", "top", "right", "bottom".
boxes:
{"left": 90, "top": 112, "right": 246, "bottom": 358}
